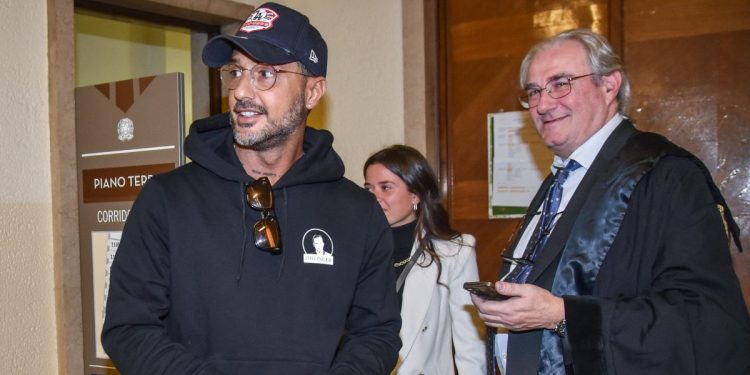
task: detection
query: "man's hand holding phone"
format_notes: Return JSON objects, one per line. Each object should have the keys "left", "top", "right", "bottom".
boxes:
{"left": 463, "top": 281, "right": 510, "bottom": 301}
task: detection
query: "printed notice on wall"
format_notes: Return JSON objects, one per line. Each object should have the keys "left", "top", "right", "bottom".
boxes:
{"left": 488, "top": 111, "right": 553, "bottom": 218}
{"left": 91, "top": 231, "right": 121, "bottom": 359}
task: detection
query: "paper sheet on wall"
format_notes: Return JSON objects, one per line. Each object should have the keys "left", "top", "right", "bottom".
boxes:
{"left": 488, "top": 111, "right": 553, "bottom": 218}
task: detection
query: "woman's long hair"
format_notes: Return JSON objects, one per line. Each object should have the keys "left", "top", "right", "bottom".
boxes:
{"left": 364, "top": 145, "right": 462, "bottom": 275}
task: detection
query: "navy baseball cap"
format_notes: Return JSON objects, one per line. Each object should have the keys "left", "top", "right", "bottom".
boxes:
{"left": 202, "top": 2, "right": 327, "bottom": 77}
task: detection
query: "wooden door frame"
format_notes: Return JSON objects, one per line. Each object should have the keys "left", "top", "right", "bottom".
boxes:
{"left": 47, "top": 1, "right": 250, "bottom": 373}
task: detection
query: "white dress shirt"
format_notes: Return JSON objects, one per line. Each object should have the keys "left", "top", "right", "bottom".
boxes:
{"left": 494, "top": 113, "right": 624, "bottom": 373}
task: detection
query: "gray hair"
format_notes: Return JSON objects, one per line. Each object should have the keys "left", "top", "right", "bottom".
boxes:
{"left": 519, "top": 28, "right": 631, "bottom": 115}
{"left": 298, "top": 61, "right": 312, "bottom": 76}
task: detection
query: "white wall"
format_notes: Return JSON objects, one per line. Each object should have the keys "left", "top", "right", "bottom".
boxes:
{"left": 0, "top": 2, "right": 59, "bottom": 374}
{"left": 235, "top": 0, "right": 406, "bottom": 186}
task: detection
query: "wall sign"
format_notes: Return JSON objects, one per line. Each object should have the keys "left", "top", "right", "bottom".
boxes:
{"left": 75, "top": 73, "right": 185, "bottom": 374}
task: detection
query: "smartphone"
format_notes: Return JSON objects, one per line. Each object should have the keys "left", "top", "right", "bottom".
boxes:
{"left": 463, "top": 281, "right": 509, "bottom": 301}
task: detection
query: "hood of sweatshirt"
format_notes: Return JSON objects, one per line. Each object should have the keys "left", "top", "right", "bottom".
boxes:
{"left": 183, "top": 113, "right": 345, "bottom": 187}
{"left": 183, "top": 113, "right": 347, "bottom": 282}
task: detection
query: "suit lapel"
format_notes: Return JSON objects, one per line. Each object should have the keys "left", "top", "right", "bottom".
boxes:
{"left": 399, "top": 242, "right": 438, "bottom": 358}
{"left": 526, "top": 120, "right": 638, "bottom": 285}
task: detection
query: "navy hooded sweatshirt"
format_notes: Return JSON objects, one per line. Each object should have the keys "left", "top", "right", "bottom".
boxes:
{"left": 102, "top": 113, "right": 402, "bottom": 374}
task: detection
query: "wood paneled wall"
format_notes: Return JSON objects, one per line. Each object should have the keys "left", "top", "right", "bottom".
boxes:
{"left": 623, "top": 0, "right": 750, "bottom": 308}
{"left": 439, "top": 0, "right": 750, "bottom": 308}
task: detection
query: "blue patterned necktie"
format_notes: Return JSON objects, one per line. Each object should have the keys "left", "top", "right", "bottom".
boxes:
{"left": 486, "top": 160, "right": 582, "bottom": 375}
{"left": 506, "top": 159, "right": 581, "bottom": 284}
{"left": 535, "top": 160, "right": 581, "bottom": 374}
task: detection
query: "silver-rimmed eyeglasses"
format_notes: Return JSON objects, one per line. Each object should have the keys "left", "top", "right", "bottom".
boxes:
{"left": 518, "top": 73, "right": 596, "bottom": 109}
{"left": 219, "top": 63, "right": 311, "bottom": 91}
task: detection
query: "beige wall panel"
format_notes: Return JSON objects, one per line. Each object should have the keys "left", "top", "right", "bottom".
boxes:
{"left": 1, "top": 2, "right": 59, "bottom": 374}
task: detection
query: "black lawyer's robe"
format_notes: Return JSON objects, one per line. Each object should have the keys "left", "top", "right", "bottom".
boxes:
{"left": 502, "top": 120, "right": 750, "bottom": 375}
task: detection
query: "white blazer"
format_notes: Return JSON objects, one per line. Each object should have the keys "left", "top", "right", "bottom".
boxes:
{"left": 392, "top": 234, "right": 486, "bottom": 375}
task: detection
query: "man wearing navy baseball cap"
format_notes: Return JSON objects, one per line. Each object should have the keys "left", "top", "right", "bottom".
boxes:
{"left": 102, "top": 3, "right": 402, "bottom": 374}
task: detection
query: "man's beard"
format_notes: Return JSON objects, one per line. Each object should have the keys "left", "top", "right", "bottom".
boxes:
{"left": 230, "top": 91, "right": 307, "bottom": 151}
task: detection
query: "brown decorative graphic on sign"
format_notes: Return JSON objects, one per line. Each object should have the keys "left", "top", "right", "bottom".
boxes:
{"left": 90, "top": 76, "right": 159, "bottom": 113}
{"left": 139, "top": 76, "right": 155, "bottom": 94}
{"left": 115, "top": 80, "right": 134, "bottom": 113}
{"left": 95, "top": 83, "right": 110, "bottom": 99}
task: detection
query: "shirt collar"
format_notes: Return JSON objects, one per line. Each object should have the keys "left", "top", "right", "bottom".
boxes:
{"left": 552, "top": 113, "right": 624, "bottom": 172}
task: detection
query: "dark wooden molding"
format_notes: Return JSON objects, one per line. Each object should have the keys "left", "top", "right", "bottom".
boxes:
{"left": 436, "top": 0, "right": 451, "bottom": 208}
{"left": 75, "top": 0, "right": 252, "bottom": 29}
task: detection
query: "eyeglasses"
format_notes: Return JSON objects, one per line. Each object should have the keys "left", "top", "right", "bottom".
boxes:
{"left": 219, "top": 63, "right": 311, "bottom": 91}
{"left": 246, "top": 177, "right": 281, "bottom": 252}
{"left": 518, "top": 73, "right": 596, "bottom": 109}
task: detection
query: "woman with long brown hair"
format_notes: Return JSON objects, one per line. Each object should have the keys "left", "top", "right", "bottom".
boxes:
{"left": 364, "top": 145, "right": 485, "bottom": 374}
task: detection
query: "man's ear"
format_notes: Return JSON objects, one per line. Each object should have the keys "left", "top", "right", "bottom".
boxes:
{"left": 304, "top": 77, "right": 327, "bottom": 110}
{"left": 602, "top": 71, "right": 621, "bottom": 99}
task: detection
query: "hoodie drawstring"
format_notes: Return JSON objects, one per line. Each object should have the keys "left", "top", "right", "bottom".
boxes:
{"left": 276, "top": 188, "right": 289, "bottom": 280}
{"left": 236, "top": 182, "right": 248, "bottom": 284}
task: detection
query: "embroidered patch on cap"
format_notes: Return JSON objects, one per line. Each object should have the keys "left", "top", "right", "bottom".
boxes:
{"left": 240, "top": 7, "right": 279, "bottom": 33}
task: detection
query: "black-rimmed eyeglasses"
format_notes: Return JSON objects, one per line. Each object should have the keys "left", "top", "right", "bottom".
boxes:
{"left": 220, "top": 63, "right": 312, "bottom": 91}
{"left": 519, "top": 73, "right": 596, "bottom": 109}
{"left": 246, "top": 177, "right": 281, "bottom": 252}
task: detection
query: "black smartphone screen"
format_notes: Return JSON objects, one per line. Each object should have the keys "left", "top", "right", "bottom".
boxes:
{"left": 463, "top": 281, "right": 510, "bottom": 301}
